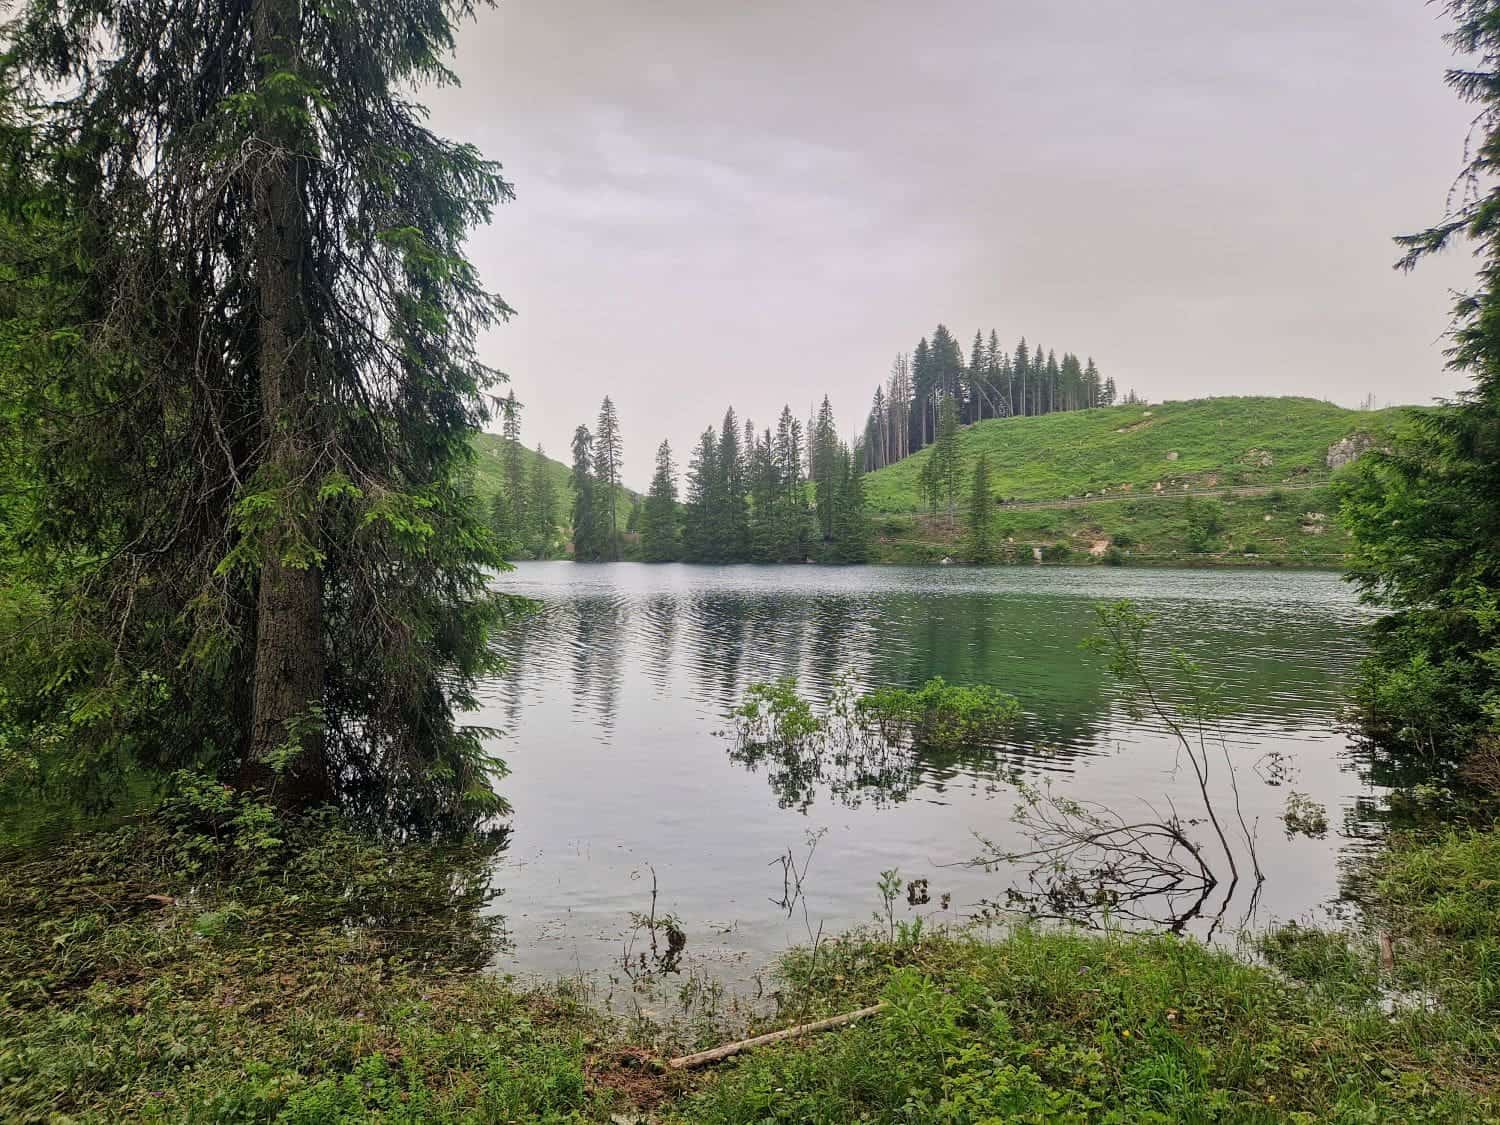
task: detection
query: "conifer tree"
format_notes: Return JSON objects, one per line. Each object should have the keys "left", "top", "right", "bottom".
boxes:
{"left": 835, "top": 443, "right": 873, "bottom": 562}
{"left": 0, "top": 0, "right": 519, "bottom": 819}
{"left": 641, "top": 440, "right": 680, "bottom": 562}
{"left": 681, "top": 428, "right": 721, "bottom": 563}
{"left": 745, "top": 430, "right": 771, "bottom": 560}
{"left": 501, "top": 390, "right": 526, "bottom": 531}
{"left": 812, "top": 396, "right": 840, "bottom": 542}
{"left": 968, "top": 330, "right": 987, "bottom": 422}
{"left": 527, "top": 445, "right": 557, "bottom": 557}
{"left": 932, "top": 397, "right": 963, "bottom": 526}
{"left": 570, "top": 426, "right": 600, "bottom": 562}
{"left": 594, "top": 397, "right": 623, "bottom": 560}
{"left": 489, "top": 491, "right": 513, "bottom": 551}
{"left": 719, "top": 408, "right": 749, "bottom": 557}
{"left": 911, "top": 337, "right": 934, "bottom": 450}
{"left": 1341, "top": 0, "right": 1500, "bottom": 760}
{"left": 967, "top": 454, "right": 997, "bottom": 563}
{"left": 772, "top": 406, "right": 812, "bottom": 561}
{"left": 1014, "top": 338, "right": 1031, "bottom": 417}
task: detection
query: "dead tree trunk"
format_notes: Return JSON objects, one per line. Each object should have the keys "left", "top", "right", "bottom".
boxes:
{"left": 245, "top": 0, "right": 330, "bottom": 805}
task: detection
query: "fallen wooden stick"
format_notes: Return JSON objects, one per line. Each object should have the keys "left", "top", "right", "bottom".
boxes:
{"left": 667, "top": 1002, "right": 888, "bottom": 1070}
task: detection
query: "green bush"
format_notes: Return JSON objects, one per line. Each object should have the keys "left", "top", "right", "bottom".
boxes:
{"left": 857, "top": 677, "right": 1020, "bottom": 750}
{"left": 733, "top": 677, "right": 824, "bottom": 749}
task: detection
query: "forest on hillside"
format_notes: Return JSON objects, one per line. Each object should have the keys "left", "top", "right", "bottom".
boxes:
{"left": 863, "top": 324, "right": 1136, "bottom": 471}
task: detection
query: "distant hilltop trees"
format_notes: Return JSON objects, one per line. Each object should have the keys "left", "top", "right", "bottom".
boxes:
{"left": 863, "top": 325, "right": 1126, "bottom": 471}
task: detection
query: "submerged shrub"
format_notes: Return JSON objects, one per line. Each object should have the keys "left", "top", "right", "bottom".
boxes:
{"left": 857, "top": 678, "right": 1020, "bottom": 750}
{"left": 732, "top": 677, "right": 824, "bottom": 749}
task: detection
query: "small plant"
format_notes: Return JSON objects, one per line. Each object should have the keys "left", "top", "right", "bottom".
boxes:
{"left": 623, "top": 864, "right": 687, "bottom": 979}
{"left": 1040, "top": 542, "right": 1073, "bottom": 563}
{"left": 875, "top": 867, "right": 902, "bottom": 941}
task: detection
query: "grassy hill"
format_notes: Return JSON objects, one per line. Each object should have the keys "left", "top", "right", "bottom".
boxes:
{"left": 469, "top": 432, "right": 639, "bottom": 543}
{"left": 864, "top": 396, "right": 1417, "bottom": 567}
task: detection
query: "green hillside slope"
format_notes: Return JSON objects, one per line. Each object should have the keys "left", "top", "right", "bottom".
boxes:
{"left": 864, "top": 396, "right": 1415, "bottom": 567}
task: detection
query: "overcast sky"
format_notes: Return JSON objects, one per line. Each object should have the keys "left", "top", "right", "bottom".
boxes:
{"left": 428, "top": 0, "right": 1480, "bottom": 489}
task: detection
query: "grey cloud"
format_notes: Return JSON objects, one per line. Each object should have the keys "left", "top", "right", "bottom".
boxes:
{"left": 431, "top": 0, "right": 1480, "bottom": 487}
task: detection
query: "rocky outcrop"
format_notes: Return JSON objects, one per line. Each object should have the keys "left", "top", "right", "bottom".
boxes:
{"left": 1326, "top": 433, "right": 1377, "bottom": 471}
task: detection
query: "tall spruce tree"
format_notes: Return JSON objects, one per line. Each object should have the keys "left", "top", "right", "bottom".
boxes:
{"left": 1014, "top": 338, "right": 1031, "bottom": 417}
{"left": 501, "top": 389, "right": 526, "bottom": 532}
{"left": 812, "top": 396, "right": 839, "bottom": 542}
{"left": 681, "top": 427, "right": 721, "bottom": 562}
{"left": 594, "top": 396, "right": 623, "bottom": 560}
{"left": 834, "top": 443, "right": 873, "bottom": 562}
{"left": 719, "top": 408, "right": 749, "bottom": 557}
{"left": 911, "top": 337, "right": 934, "bottom": 450}
{"left": 0, "top": 0, "right": 519, "bottom": 821}
{"left": 641, "top": 440, "right": 680, "bottom": 562}
{"left": 570, "top": 425, "right": 600, "bottom": 562}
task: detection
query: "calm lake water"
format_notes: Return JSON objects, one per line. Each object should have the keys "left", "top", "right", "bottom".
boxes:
{"left": 479, "top": 562, "right": 1382, "bottom": 991}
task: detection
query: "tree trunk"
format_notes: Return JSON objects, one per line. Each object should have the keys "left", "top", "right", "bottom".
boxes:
{"left": 245, "top": 0, "right": 330, "bottom": 806}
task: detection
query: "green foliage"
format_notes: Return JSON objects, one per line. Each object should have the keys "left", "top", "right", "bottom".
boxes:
{"left": 1377, "top": 828, "right": 1500, "bottom": 1020}
{"left": 1340, "top": 2, "right": 1500, "bottom": 767}
{"left": 0, "top": 813, "right": 623, "bottom": 1122}
{"left": 732, "top": 678, "right": 825, "bottom": 750}
{"left": 857, "top": 678, "right": 1020, "bottom": 750}
{"left": 0, "top": 0, "right": 525, "bottom": 825}
{"left": 1183, "top": 495, "right": 1226, "bottom": 552}
{"left": 6, "top": 815, "right": 1500, "bottom": 1122}
{"left": 677, "top": 922, "right": 1497, "bottom": 1122}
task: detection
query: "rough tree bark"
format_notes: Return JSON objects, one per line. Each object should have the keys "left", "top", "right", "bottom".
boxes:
{"left": 245, "top": 0, "right": 330, "bottom": 805}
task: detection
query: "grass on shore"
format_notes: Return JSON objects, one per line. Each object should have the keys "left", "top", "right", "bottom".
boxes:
{"left": 3, "top": 792, "right": 1497, "bottom": 1123}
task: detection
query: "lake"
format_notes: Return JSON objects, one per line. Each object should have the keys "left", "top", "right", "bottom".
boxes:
{"left": 479, "top": 562, "right": 1383, "bottom": 996}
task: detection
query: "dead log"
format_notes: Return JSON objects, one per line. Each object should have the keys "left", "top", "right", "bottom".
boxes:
{"left": 667, "top": 1002, "right": 888, "bottom": 1070}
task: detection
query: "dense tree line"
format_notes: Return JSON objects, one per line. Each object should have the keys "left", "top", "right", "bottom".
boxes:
{"left": 632, "top": 399, "right": 871, "bottom": 564}
{"left": 0, "top": 0, "right": 519, "bottom": 825}
{"left": 863, "top": 325, "right": 1128, "bottom": 471}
